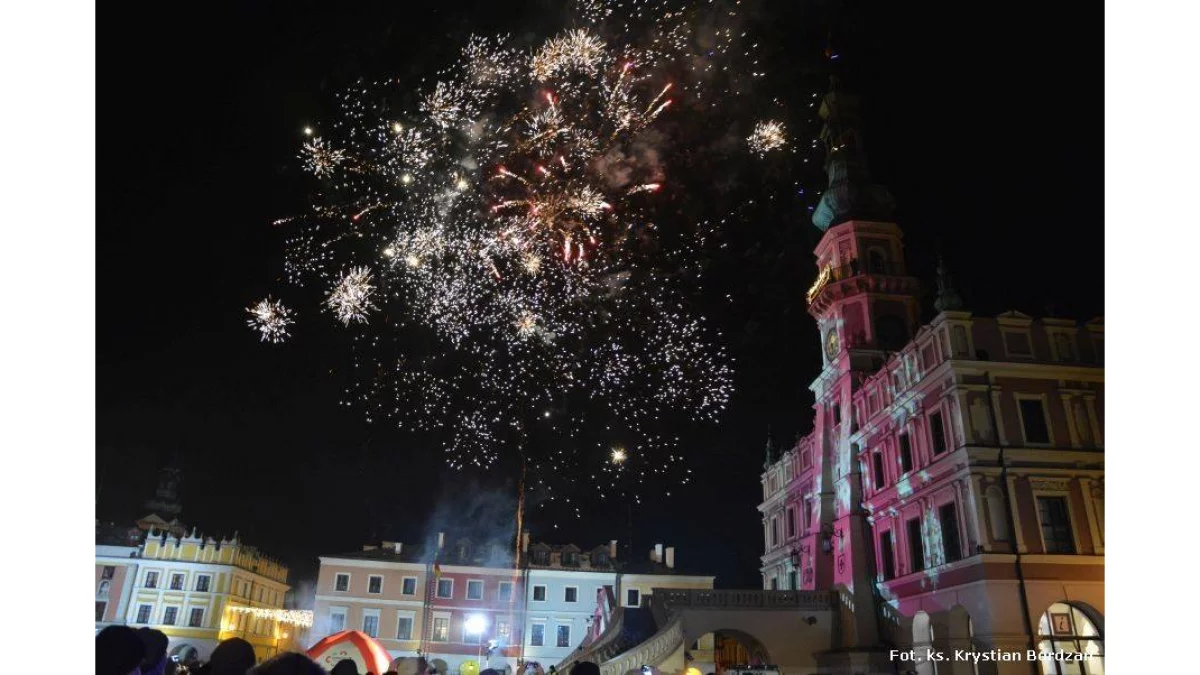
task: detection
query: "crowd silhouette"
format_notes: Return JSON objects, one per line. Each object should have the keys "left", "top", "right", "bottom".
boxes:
{"left": 98, "top": 626, "right": 604, "bottom": 675}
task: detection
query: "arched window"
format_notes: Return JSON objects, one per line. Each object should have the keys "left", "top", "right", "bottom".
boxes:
{"left": 1037, "top": 603, "right": 1104, "bottom": 674}
{"left": 985, "top": 485, "right": 1009, "bottom": 542}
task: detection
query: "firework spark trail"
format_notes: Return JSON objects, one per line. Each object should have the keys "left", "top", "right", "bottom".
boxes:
{"left": 252, "top": 0, "right": 791, "bottom": 500}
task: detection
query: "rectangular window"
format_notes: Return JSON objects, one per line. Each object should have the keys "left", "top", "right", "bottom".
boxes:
{"left": 498, "top": 581, "right": 513, "bottom": 603}
{"left": 907, "top": 518, "right": 925, "bottom": 573}
{"left": 396, "top": 615, "right": 414, "bottom": 640}
{"left": 170, "top": 574, "right": 185, "bottom": 591}
{"left": 899, "top": 433, "right": 913, "bottom": 473}
{"left": 1038, "top": 496, "right": 1076, "bottom": 554}
{"left": 335, "top": 573, "right": 350, "bottom": 592}
{"left": 144, "top": 571, "right": 158, "bottom": 589}
{"left": 101, "top": 566, "right": 115, "bottom": 580}
{"left": 402, "top": 577, "right": 417, "bottom": 595}
{"left": 329, "top": 609, "right": 346, "bottom": 633}
{"left": 368, "top": 575, "right": 383, "bottom": 594}
{"left": 136, "top": 605, "right": 152, "bottom": 624}
{"left": 95, "top": 601, "right": 107, "bottom": 622}
{"left": 879, "top": 531, "right": 896, "bottom": 581}
{"left": 467, "top": 580, "right": 484, "bottom": 600}
{"left": 530, "top": 623, "right": 545, "bottom": 647}
{"left": 770, "top": 577, "right": 778, "bottom": 590}
{"left": 564, "top": 587, "right": 578, "bottom": 603}
{"left": 188, "top": 608, "right": 204, "bottom": 628}
{"left": 162, "top": 607, "right": 178, "bottom": 626}
{"left": 770, "top": 517, "right": 779, "bottom": 547}
{"left": 788, "top": 570, "right": 798, "bottom": 590}
{"left": 533, "top": 585, "right": 547, "bottom": 602}
{"left": 929, "top": 411, "right": 947, "bottom": 455}
{"left": 195, "top": 575, "right": 211, "bottom": 592}
{"left": 496, "top": 619, "right": 511, "bottom": 641}
{"left": 557, "top": 624, "right": 572, "bottom": 648}
{"left": 431, "top": 617, "right": 449, "bottom": 641}
{"left": 804, "top": 501, "right": 813, "bottom": 530}
{"left": 872, "top": 452, "right": 885, "bottom": 489}
{"left": 363, "top": 612, "right": 379, "bottom": 638}
{"left": 436, "top": 579, "right": 453, "bottom": 598}
{"left": 940, "top": 502, "right": 963, "bottom": 563}
{"left": 1019, "top": 399, "right": 1051, "bottom": 445}
{"left": 626, "top": 589, "right": 640, "bottom": 607}
{"left": 786, "top": 508, "right": 797, "bottom": 537}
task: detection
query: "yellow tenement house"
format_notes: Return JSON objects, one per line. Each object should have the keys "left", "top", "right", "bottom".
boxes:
{"left": 111, "top": 526, "right": 306, "bottom": 664}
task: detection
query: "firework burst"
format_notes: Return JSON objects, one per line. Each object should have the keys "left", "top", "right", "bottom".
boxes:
{"left": 246, "top": 297, "right": 294, "bottom": 343}
{"left": 327, "top": 266, "right": 377, "bottom": 325}
{"left": 251, "top": 0, "right": 793, "bottom": 501}
{"left": 748, "top": 120, "right": 788, "bottom": 155}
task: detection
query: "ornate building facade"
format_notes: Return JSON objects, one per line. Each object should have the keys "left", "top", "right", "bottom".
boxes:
{"left": 311, "top": 534, "right": 714, "bottom": 673}
{"left": 95, "top": 469, "right": 304, "bottom": 664}
{"left": 95, "top": 526, "right": 298, "bottom": 663}
{"left": 757, "top": 82, "right": 1104, "bottom": 675}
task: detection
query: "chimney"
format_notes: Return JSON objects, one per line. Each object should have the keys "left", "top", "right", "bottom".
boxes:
{"left": 437, "top": 532, "right": 445, "bottom": 550}
{"left": 665, "top": 547, "right": 675, "bottom": 569}
{"left": 609, "top": 539, "right": 618, "bottom": 559}
{"left": 654, "top": 543, "right": 664, "bottom": 563}
{"left": 522, "top": 531, "right": 531, "bottom": 552}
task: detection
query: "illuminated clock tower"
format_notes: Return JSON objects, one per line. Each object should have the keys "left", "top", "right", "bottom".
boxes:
{"left": 805, "top": 77, "right": 921, "bottom": 654}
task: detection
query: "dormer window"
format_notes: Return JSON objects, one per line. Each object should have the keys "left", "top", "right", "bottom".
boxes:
{"left": 563, "top": 552, "right": 579, "bottom": 566}
{"left": 594, "top": 551, "right": 610, "bottom": 566}
{"left": 532, "top": 549, "right": 550, "bottom": 565}
{"left": 458, "top": 543, "right": 471, "bottom": 562}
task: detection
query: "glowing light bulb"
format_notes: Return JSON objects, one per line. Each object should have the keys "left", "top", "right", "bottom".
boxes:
{"left": 611, "top": 447, "right": 627, "bottom": 464}
{"left": 303, "top": 127, "right": 313, "bottom": 136}
{"left": 383, "top": 246, "right": 396, "bottom": 258}
{"left": 401, "top": 173, "right": 414, "bottom": 184}
{"left": 393, "top": 122, "right": 404, "bottom": 133}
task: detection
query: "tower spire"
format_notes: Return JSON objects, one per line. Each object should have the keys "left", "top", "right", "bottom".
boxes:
{"left": 763, "top": 426, "right": 775, "bottom": 470}
{"left": 811, "top": 77, "right": 896, "bottom": 231}
{"left": 934, "top": 255, "right": 965, "bottom": 312}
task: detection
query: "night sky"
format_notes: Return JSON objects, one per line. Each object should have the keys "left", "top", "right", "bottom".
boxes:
{"left": 98, "top": 0, "right": 1102, "bottom": 589}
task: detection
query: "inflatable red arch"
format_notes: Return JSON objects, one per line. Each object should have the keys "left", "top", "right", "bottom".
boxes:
{"left": 306, "top": 630, "right": 393, "bottom": 674}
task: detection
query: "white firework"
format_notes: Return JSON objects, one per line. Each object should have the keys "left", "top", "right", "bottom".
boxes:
{"left": 748, "top": 120, "right": 787, "bottom": 155}
{"left": 246, "top": 297, "right": 294, "bottom": 343}
{"left": 327, "top": 266, "right": 377, "bottom": 325}
{"left": 300, "top": 137, "right": 347, "bottom": 176}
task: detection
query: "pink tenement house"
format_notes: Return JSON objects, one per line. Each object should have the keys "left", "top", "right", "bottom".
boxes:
{"left": 758, "top": 82, "right": 1103, "bottom": 674}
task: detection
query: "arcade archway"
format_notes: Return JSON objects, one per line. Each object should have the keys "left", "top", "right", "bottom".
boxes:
{"left": 690, "top": 629, "right": 771, "bottom": 674}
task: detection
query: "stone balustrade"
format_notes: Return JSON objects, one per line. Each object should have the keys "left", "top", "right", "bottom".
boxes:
{"left": 600, "top": 614, "right": 683, "bottom": 675}
{"left": 653, "top": 588, "right": 835, "bottom": 611}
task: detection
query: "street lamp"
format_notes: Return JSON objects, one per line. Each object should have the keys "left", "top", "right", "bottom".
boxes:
{"left": 466, "top": 614, "right": 488, "bottom": 668}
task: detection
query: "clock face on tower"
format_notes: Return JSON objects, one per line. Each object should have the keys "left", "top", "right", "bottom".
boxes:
{"left": 825, "top": 329, "right": 840, "bottom": 360}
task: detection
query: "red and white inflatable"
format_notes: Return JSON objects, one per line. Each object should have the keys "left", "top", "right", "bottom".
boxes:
{"left": 306, "top": 630, "right": 393, "bottom": 674}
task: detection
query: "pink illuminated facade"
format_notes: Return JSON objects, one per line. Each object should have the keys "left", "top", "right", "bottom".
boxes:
{"left": 758, "top": 83, "right": 1104, "bottom": 674}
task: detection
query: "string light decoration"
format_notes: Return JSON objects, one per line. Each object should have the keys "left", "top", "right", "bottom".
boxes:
{"left": 226, "top": 606, "right": 314, "bottom": 628}
{"left": 249, "top": 0, "right": 801, "bottom": 505}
